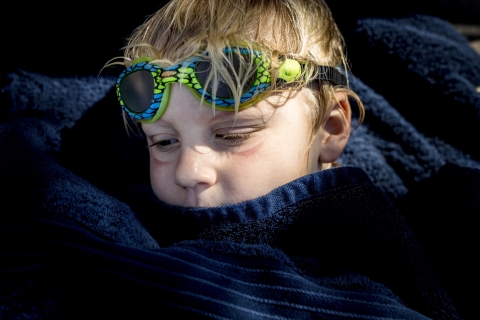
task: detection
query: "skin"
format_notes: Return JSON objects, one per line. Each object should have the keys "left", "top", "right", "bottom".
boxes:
{"left": 142, "top": 83, "right": 350, "bottom": 207}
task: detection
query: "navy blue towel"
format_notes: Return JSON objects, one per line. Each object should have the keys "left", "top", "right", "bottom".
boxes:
{"left": 2, "top": 14, "right": 479, "bottom": 320}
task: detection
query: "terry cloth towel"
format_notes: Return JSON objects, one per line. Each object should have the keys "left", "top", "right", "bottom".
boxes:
{"left": 343, "top": 15, "right": 480, "bottom": 196}
{"left": 1, "top": 14, "right": 479, "bottom": 320}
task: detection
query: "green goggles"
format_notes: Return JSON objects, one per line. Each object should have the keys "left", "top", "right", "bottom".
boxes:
{"left": 116, "top": 47, "right": 346, "bottom": 123}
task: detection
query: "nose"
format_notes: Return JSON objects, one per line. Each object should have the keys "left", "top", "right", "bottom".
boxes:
{"left": 174, "top": 145, "right": 217, "bottom": 189}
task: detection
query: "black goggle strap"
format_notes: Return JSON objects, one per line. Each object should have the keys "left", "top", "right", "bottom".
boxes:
{"left": 316, "top": 66, "right": 347, "bottom": 86}
{"left": 277, "top": 60, "right": 347, "bottom": 87}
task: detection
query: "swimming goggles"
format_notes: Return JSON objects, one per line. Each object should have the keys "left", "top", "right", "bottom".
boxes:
{"left": 116, "top": 47, "right": 347, "bottom": 123}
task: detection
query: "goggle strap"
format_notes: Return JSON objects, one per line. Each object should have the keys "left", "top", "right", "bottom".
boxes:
{"left": 316, "top": 66, "right": 347, "bottom": 86}
{"left": 277, "top": 63, "right": 347, "bottom": 86}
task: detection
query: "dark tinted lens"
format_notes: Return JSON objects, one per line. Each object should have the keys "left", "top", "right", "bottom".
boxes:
{"left": 120, "top": 70, "right": 154, "bottom": 113}
{"left": 195, "top": 54, "right": 255, "bottom": 99}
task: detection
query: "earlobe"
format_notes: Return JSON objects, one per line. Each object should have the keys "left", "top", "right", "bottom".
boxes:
{"left": 311, "top": 92, "right": 352, "bottom": 168}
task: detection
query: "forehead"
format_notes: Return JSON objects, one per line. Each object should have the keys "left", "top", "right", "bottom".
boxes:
{"left": 155, "top": 85, "right": 275, "bottom": 125}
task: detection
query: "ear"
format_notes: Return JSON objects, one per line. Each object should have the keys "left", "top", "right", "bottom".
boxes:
{"left": 309, "top": 91, "right": 351, "bottom": 171}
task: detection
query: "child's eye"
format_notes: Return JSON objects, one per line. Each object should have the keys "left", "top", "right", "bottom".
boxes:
{"left": 215, "top": 132, "right": 255, "bottom": 145}
{"left": 149, "top": 138, "right": 179, "bottom": 151}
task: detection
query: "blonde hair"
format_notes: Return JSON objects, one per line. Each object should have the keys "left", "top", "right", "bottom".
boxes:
{"left": 118, "top": 0, "right": 364, "bottom": 136}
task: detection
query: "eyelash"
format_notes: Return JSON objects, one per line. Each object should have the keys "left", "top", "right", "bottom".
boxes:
{"left": 216, "top": 132, "right": 255, "bottom": 145}
{"left": 149, "top": 138, "right": 179, "bottom": 151}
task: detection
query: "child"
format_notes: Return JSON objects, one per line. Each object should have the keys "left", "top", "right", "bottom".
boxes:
{"left": 104, "top": 1, "right": 452, "bottom": 317}
{"left": 114, "top": 0, "right": 364, "bottom": 207}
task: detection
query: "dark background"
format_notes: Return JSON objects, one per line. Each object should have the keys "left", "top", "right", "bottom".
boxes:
{"left": 0, "top": 0, "right": 479, "bottom": 78}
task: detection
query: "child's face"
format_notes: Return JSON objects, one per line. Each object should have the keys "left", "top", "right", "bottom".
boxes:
{"left": 142, "top": 83, "right": 318, "bottom": 207}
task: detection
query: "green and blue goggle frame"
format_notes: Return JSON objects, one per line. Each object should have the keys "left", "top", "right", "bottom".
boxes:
{"left": 116, "top": 47, "right": 346, "bottom": 123}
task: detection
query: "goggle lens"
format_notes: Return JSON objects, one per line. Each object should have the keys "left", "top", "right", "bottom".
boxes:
{"left": 196, "top": 60, "right": 232, "bottom": 99}
{"left": 195, "top": 54, "right": 255, "bottom": 99}
{"left": 120, "top": 70, "right": 154, "bottom": 114}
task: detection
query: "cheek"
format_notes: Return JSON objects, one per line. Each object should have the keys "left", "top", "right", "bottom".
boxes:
{"left": 225, "top": 143, "right": 283, "bottom": 187}
{"left": 149, "top": 154, "right": 175, "bottom": 197}
{"left": 150, "top": 155, "right": 169, "bottom": 180}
